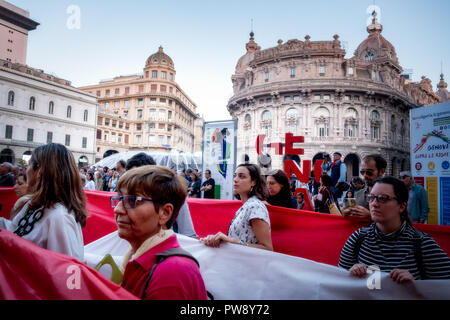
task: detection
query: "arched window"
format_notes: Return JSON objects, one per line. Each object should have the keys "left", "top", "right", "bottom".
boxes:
{"left": 261, "top": 110, "right": 272, "bottom": 121}
{"left": 7, "top": 91, "right": 14, "bottom": 106}
{"left": 314, "top": 107, "right": 330, "bottom": 137}
{"left": 67, "top": 105, "right": 72, "bottom": 118}
{"left": 365, "top": 51, "right": 374, "bottom": 62}
{"left": 370, "top": 110, "right": 380, "bottom": 120}
{"left": 286, "top": 108, "right": 299, "bottom": 134}
{"left": 29, "top": 97, "right": 35, "bottom": 110}
{"left": 370, "top": 110, "right": 381, "bottom": 140}
{"left": 83, "top": 109, "right": 88, "bottom": 122}
{"left": 244, "top": 114, "right": 251, "bottom": 130}
{"left": 344, "top": 108, "right": 359, "bottom": 137}
{"left": 48, "top": 101, "right": 54, "bottom": 114}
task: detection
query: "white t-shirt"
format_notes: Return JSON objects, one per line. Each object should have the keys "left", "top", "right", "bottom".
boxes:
{"left": 84, "top": 180, "right": 96, "bottom": 191}
{"left": 0, "top": 202, "right": 84, "bottom": 261}
{"left": 228, "top": 196, "right": 271, "bottom": 244}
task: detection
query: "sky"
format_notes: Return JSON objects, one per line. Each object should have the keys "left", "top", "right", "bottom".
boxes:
{"left": 8, "top": 0, "right": 450, "bottom": 122}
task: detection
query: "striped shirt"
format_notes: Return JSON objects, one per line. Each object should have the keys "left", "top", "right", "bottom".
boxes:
{"left": 338, "top": 222, "right": 450, "bottom": 280}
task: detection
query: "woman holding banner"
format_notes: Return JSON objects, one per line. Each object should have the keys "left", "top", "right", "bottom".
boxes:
{"left": 339, "top": 176, "right": 450, "bottom": 282}
{"left": 200, "top": 163, "right": 273, "bottom": 251}
{"left": 0, "top": 143, "right": 87, "bottom": 261}
{"left": 265, "top": 169, "right": 297, "bottom": 209}
{"left": 112, "top": 165, "right": 207, "bottom": 300}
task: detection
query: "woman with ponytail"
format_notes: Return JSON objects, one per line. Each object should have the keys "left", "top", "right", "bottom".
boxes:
{"left": 338, "top": 176, "right": 450, "bottom": 282}
{"left": 0, "top": 143, "right": 88, "bottom": 261}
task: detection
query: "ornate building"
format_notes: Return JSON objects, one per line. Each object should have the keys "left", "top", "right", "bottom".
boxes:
{"left": 0, "top": 1, "right": 97, "bottom": 166}
{"left": 79, "top": 46, "right": 202, "bottom": 162}
{"left": 227, "top": 13, "right": 441, "bottom": 178}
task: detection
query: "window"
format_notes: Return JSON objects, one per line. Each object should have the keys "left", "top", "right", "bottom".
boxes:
{"left": 152, "top": 71, "right": 158, "bottom": 78}
{"left": 111, "top": 133, "right": 116, "bottom": 142}
{"left": 145, "top": 71, "right": 149, "bottom": 78}
{"left": 365, "top": 52, "right": 374, "bottom": 62}
{"left": 314, "top": 95, "right": 321, "bottom": 101}
{"left": 159, "top": 109, "right": 166, "bottom": 120}
{"left": 105, "top": 102, "right": 110, "bottom": 109}
{"left": 96, "top": 90, "right": 101, "bottom": 97}
{"left": 112, "top": 120, "right": 117, "bottom": 127}
{"left": 7, "top": 91, "right": 14, "bottom": 106}
{"left": 169, "top": 73, "right": 173, "bottom": 81}
{"left": 136, "top": 135, "right": 142, "bottom": 144}
{"left": 168, "top": 100, "right": 173, "bottom": 106}
{"left": 149, "top": 135, "right": 155, "bottom": 144}
{"left": 348, "top": 67, "right": 354, "bottom": 76}
{"left": 293, "top": 95, "right": 300, "bottom": 102}
{"left": 48, "top": 101, "right": 54, "bottom": 114}
{"left": 151, "top": 84, "right": 157, "bottom": 92}
{"left": 169, "top": 87, "right": 173, "bottom": 93}
{"left": 123, "top": 110, "right": 128, "bottom": 118}
{"left": 161, "top": 71, "right": 167, "bottom": 79}
{"left": 29, "top": 97, "right": 35, "bottom": 110}
{"left": 65, "top": 134, "right": 70, "bottom": 146}
{"left": 160, "top": 85, "right": 167, "bottom": 92}
{"left": 125, "top": 134, "right": 129, "bottom": 144}
{"left": 290, "top": 67, "right": 295, "bottom": 78}
{"left": 319, "top": 66, "right": 325, "bottom": 76}
{"left": 158, "top": 135, "right": 164, "bottom": 144}
{"left": 47, "top": 131, "right": 53, "bottom": 144}
{"left": 372, "top": 70, "right": 377, "bottom": 80}
{"left": 168, "top": 110, "right": 172, "bottom": 119}
{"left": 67, "top": 105, "right": 72, "bottom": 118}
{"left": 286, "top": 108, "right": 298, "bottom": 118}
{"left": 265, "top": 72, "right": 269, "bottom": 82}
{"left": 137, "top": 109, "right": 143, "bottom": 118}
{"left": 261, "top": 110, "right": 272, "bottom": 121}
{"left": 115, "top": 88, "right": 120, "bottom": 95}
{"left": 138, "top": 98, "right": 144, "bottom": 107}
{"left": 136, "top": 123, "right": 142, "bottom": 131}
{"left": 97, "top": 130, "right": 102, "bottom": 139}
{"left": 5, "top": 125, "right": 12, "bottom": 139}
{"left": 124, "top": 100, "right": 129, "bottom": 107}
{"left": 104, "top": 118, "right": 110, "bottom": 126}
{"left": 105, "top": 89, "right": 110, "bottom": 96}
{"left": 150, "top": 98, "right": 157, "bottom": 105}
{"left": 284, "top": 96, "right": 291, "bottom": 102}
{"left": 118, "top": 134, "right": 122, "bottom": 143}
{"left": 160, "top": 98, "right": 166, "bottom": 105}
{"left": 167, "top": 136, "right": 171, "bottom": 145}
{"left": 27, "top": 129, "right": 34, "bottom": 142}
{"left": 125, "top": 87, "right": 130, "bottom": 95}
{"left": 83, "top": 110, "right": 88, "bottom": 122}
{"left": 82, "top": 137, "right": 87, "bottom": 148}
{"left": 149, "top": 122, "right": 155, "bottom": 129}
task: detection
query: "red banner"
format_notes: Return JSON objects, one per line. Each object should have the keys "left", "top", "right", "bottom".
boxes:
{"left": 1, "top": 188, "right": 450, "bottom": 266}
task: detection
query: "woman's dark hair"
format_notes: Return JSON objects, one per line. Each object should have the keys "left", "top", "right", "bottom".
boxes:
{"left": 16, "top": 172, "right": 27, "bottom": 182}
{"left": 266, "top": 169, "right": 294, "bottom": 208}
{"left": 320, "top": 174, "right": 333, "bottom": 187}
{"left": 126, "top": 152, "right": 156, "bottom": 170}
{"left": 373, "top": 176, "right": 411, "bottom": 224}
{"left": 234, "top": 163, "right": 269, "bottom": 201}
{"left": 86, "top": 172, "right": 94, "bottom": 181}
{"left": 29, "top": 143, "right": 88, "bottom": 227}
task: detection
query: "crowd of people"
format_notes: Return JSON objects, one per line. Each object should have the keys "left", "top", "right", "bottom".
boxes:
{"left": 0, "top": 144, "right": 449, "bottom": 300}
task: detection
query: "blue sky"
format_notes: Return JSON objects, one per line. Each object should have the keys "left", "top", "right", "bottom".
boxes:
{"left": 8, "top": 0, "right": 450, "bottom": 121}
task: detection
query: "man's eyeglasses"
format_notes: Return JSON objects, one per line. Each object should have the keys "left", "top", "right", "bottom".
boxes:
{"left": 367, "top": 194, "right": 397, "bottom": 204}
{"left": 360, "top": 170, "right": 375, "bottom": 177}
{"left": 110, "top": 195, "right": 153, "bottom": 209}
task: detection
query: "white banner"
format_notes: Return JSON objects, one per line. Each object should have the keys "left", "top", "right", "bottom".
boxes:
{"left": 202, "top": 120, "right": 237, "bottom": 199}
{"left": 85, "top": 232, "right": 450, "bottom": 300}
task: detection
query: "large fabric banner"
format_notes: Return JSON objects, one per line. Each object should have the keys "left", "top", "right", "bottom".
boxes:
{"left": 1, "top": 189, "right": 450, "bottom": 266}
{"left": 0, "top": 229, "right": 137, "bottom": 300}
{"left": 85, "top": 231, "right": 450, "bottom": 300}
{"left": 202, "top": 120, "right": 237, "bottom": 199}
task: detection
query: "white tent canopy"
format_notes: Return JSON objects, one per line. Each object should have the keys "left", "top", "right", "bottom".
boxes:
{"left": 93, "top": 150, "right": 202, "bottom": 171}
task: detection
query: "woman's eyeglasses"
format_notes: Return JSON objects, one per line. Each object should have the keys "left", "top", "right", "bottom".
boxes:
{"left": 367, "top": 194, "right": 397, "bottom": 204}
{"left": 110, "top": 195, "right": 153, "bottom": 209}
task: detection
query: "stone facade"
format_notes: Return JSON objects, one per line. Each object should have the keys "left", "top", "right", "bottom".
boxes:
{"left": 79, "top": 47, "right": 202, "bottom": 161}
{"left": 0, "top": 59, "right": 98, "bottom": 166}
{"left": 227, "top": 15, "right": 441, "bottom": 179}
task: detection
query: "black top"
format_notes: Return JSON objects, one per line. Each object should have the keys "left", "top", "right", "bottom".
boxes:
{"left": 201, "top": 178, "right": 215, "bottom": 199}
{"left": 0, "top": 173, "right": 14, "bottom": 187}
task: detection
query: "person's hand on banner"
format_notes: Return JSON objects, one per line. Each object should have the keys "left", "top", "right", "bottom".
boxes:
{"left": 200, "top": 232, "right": 239, "bottom": 247}
{"left": 390, "top": 269, "right": 414, "bottom": 283}
{"left": 349, "top": 263, "right": 368, "bottom": 278}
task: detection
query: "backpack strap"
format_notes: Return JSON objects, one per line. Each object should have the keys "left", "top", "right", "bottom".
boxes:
{"left": 140, "top": 248, "right": 214, "bottom": 300}
{"left": 353, "top": 228, "right": 369, "bottom": 262}
{"left": 412, "top": 229, "right": 426, "bottom": 279}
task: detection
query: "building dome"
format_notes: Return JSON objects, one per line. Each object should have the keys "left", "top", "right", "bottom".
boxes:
{"left": 353, "top": 12, "right": 399, "bottom": 65}
{"left": 145, "top": 46, "right": 174, "bottom": 68}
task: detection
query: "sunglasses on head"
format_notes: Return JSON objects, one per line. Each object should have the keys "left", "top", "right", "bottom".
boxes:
{"left": 360, "top": 170, "right": 375, "bottom": 177}
{"left": 110, "top": 195, "right": 153, "bottom": 209}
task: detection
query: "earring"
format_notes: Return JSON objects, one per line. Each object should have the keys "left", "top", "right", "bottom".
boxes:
{"left": 158, "top": 227, "right": 165, "bottom": 238}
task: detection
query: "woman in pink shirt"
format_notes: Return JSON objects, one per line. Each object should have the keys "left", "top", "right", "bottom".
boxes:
{"left": 111, "top": 165, "right": 207, "bottom": 300}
